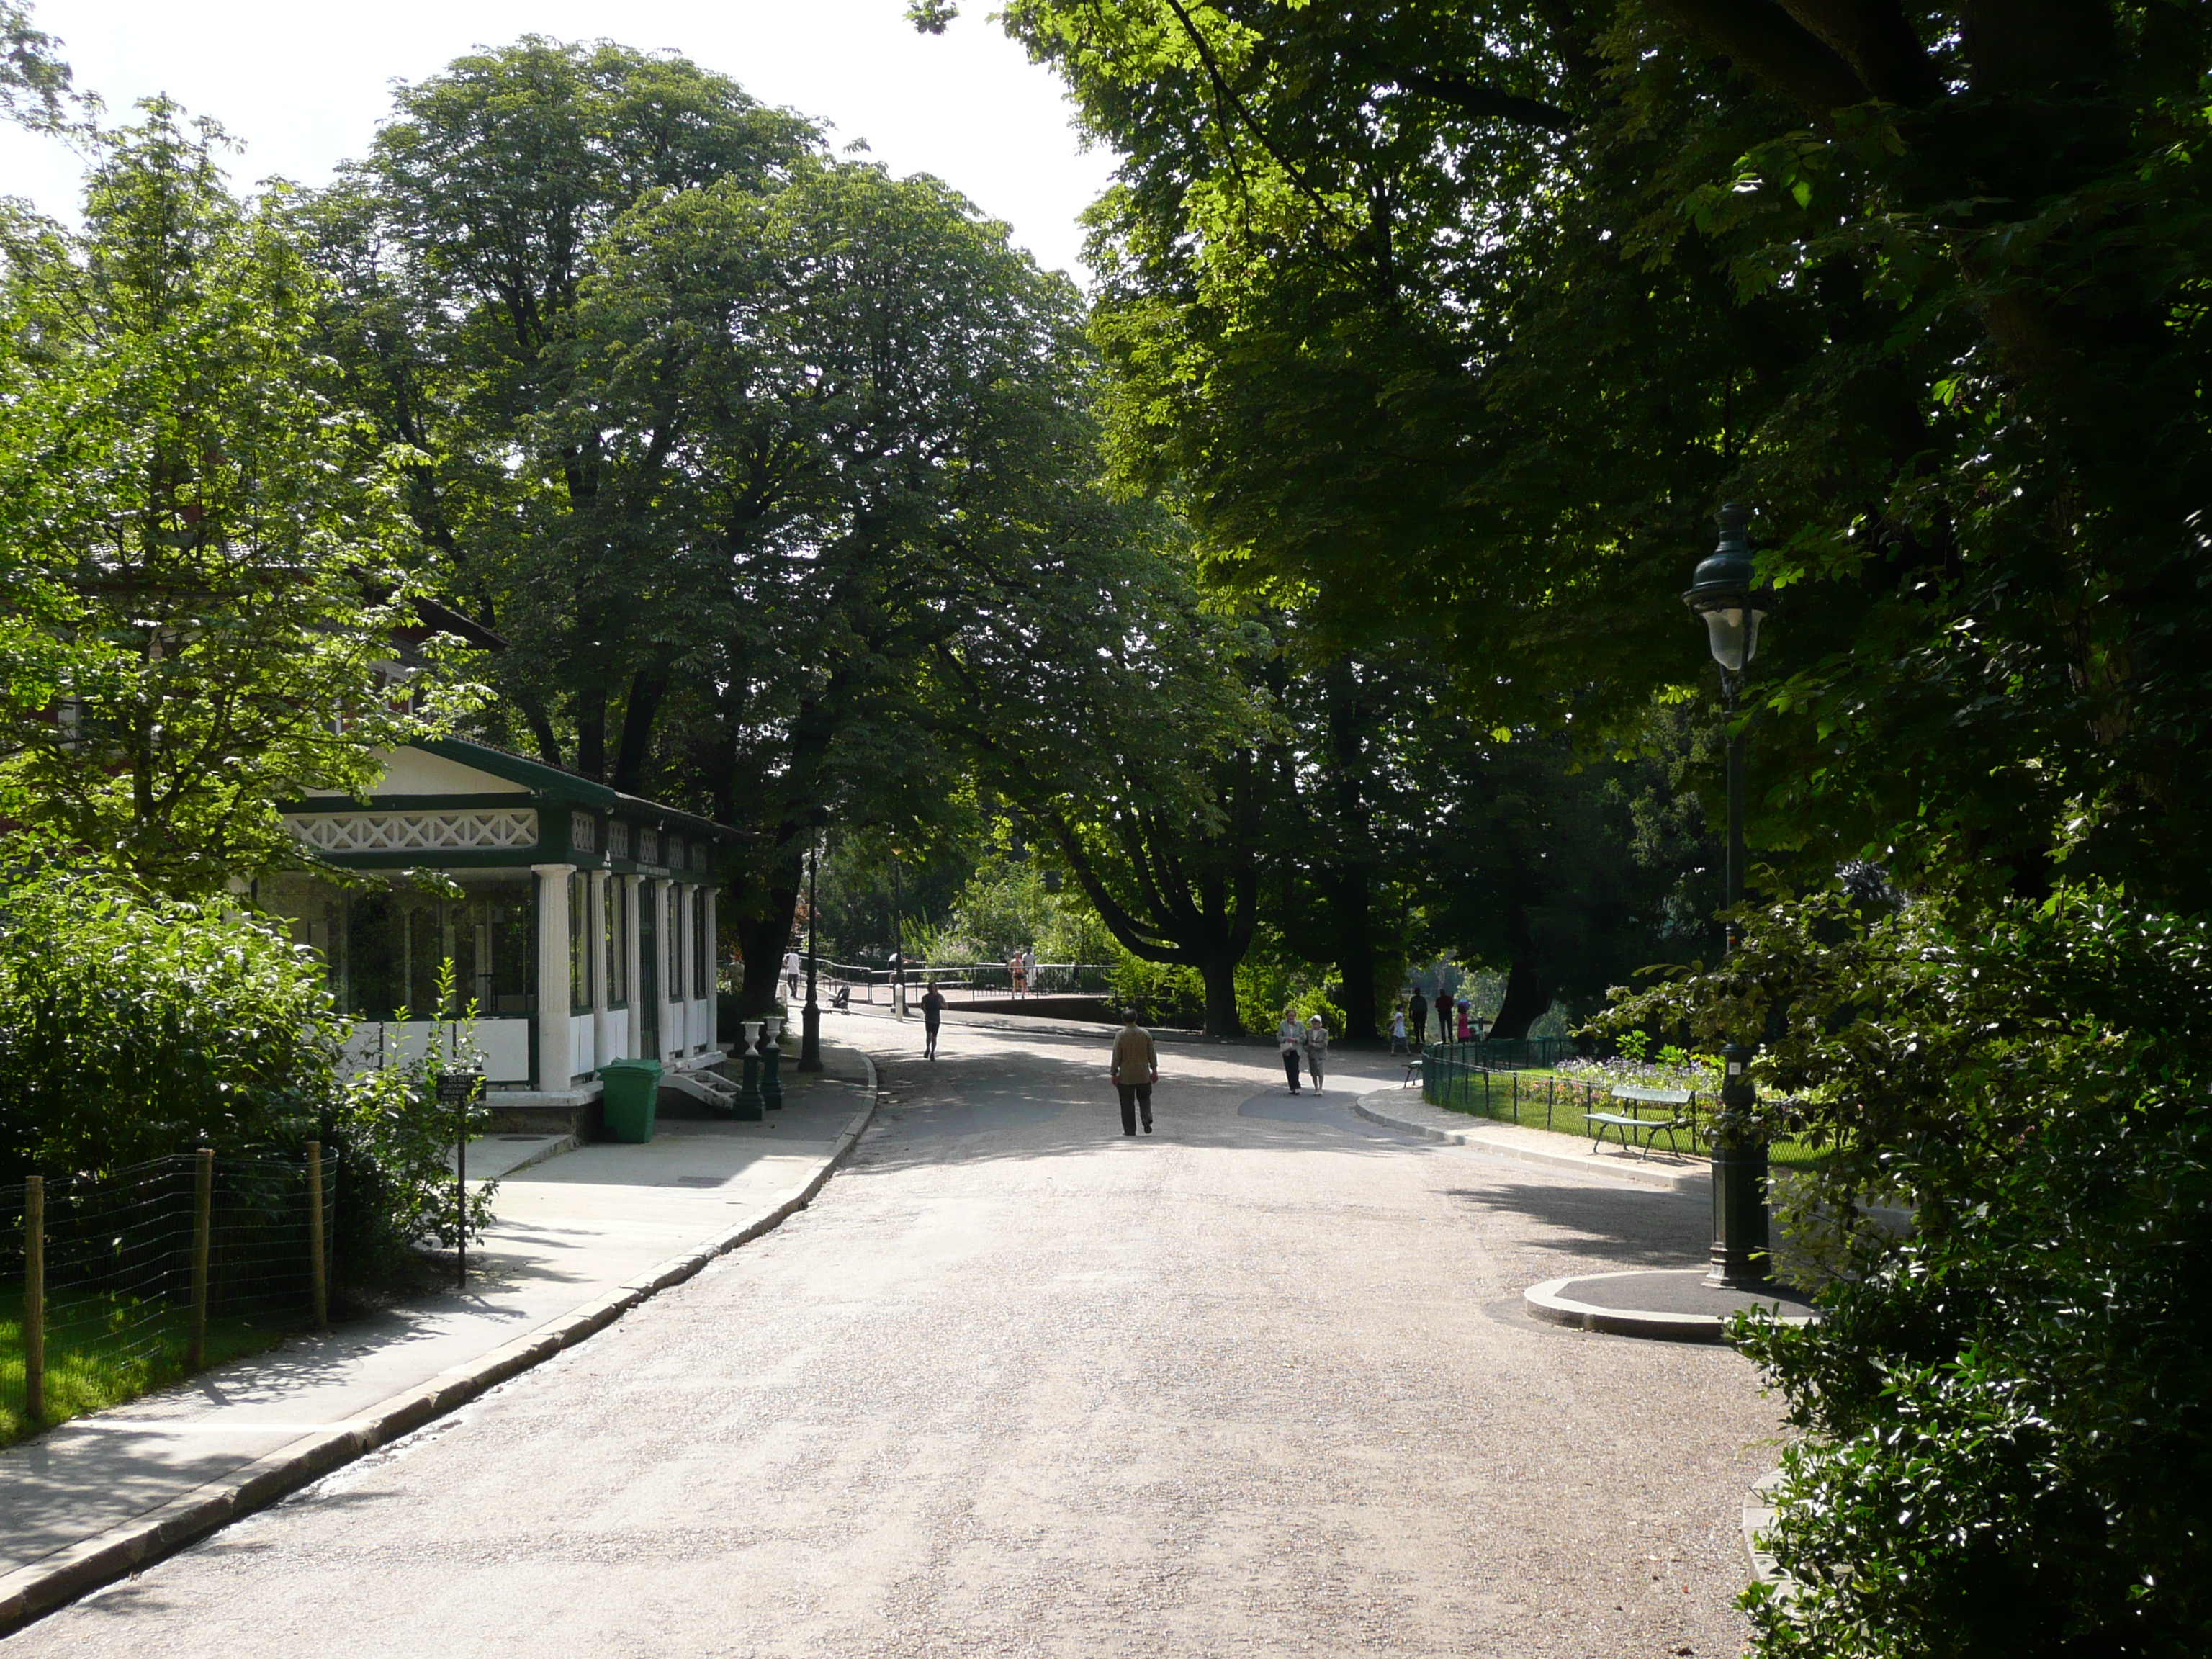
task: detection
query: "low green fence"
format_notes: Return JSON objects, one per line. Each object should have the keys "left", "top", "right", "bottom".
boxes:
{"left": 1419, "top": 1045, "right": 1824, "bottom": 1167}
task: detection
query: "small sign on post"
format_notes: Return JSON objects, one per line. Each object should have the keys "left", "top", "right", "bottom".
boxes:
{"left": 437, "top": 1072, "right": 483, "bottom": 1287}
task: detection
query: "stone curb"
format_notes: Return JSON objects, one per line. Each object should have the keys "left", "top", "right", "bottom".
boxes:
{"left": 1743, "top": 1468, "right": 1785, "bottom": 1586}
{"left": 1522, "top": 1270, "right": 1820, "bottom": 1345}
{"left": 0, "top": 1056, "right": 882, "bottom": 1637}
{"left": 1523, "top": 1272, "right": 1732, "bottom": 1344}
{"left": 1349, "top": 1092, "right": 1710, "bottom": 1194}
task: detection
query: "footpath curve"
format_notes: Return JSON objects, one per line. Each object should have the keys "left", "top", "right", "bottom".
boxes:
{"left": 0, "top": 1055, "right": 881, "bottom": 1636}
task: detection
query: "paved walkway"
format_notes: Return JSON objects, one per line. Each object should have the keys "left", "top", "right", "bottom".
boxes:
{"left": 0, "top": 1045, "right": 873, "bottom": 1607}
{"left": 6, "top": 1022, "right": 1780, "bottom": 1657}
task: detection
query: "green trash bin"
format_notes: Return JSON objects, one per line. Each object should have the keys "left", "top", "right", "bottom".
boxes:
{"left": 601, "top": 1058, "right": 663, "bottom": 1143}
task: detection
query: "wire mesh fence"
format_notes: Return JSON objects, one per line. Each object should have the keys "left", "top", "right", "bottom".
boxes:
{"left": 1419, "top": 1046, "right": 1823, "bottom": 1167}
{"left": 0, "top": 1147, "right": 335, "bottom": 1437}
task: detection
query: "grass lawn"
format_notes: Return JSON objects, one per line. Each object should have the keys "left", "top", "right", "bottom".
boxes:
{"left": 1424, "top": 1064, "right": 1830, "bottom": 1171}
{"left": 0, "top": 1291, "right": 302, "bottom": 1446}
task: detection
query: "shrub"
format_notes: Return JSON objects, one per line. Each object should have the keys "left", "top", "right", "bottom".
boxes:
{"left": 0, "top": 860, "right": 493, "bottom": 1287}
{"left": 1604, "top": 883, "right": 2212, "bottom": 1657}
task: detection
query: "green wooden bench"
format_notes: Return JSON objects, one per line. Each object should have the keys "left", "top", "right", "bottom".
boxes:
{"left": 1586, "top": 1085, "right": 1695, "bottom": 1160}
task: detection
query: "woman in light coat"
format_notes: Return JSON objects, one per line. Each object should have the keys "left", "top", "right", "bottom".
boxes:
{"left": 1301, "top": 1015, "right": 1331, "bottom": 1092}
{"left": 1277, "top": 1008, "right": 1305, "bottom": 1094}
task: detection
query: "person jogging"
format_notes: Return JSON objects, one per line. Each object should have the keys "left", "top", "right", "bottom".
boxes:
{"left": 920, "top": 984, "right": 945, "bottom": 1059}
{"left": 1276, "top": 1008, "right": 1305, "bottom": 1094}
{"left": 1109, "top": 1010, "right": 1159, "bottom": 1135}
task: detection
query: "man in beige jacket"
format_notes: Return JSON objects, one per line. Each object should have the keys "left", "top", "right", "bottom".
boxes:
{"left": 1109, "top": 1010, "right": 1159, "bottom": 1136}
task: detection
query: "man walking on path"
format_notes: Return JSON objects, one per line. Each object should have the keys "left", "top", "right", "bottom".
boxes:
{"left": 783, "top": 947, "right": 803, "bottom": 1000}
{"left": 1276, "top": 1008, "right": 1305, "bottom": 1093}
{"left": 920, "top": 984, "right": 945, "bottom": 1059}
{"left": 1110, "top": 1010, "right": 1158, "bottom": 1134}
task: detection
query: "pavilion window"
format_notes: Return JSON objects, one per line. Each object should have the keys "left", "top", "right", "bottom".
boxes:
{"left": 264, "top": 872, "right": 532, "bottom": 1020}
{"left": 604, "top": 878, "right": 628, "bottom": 1007}
{"left": 569, "top": 871, "right": 592, "bottom": 1014}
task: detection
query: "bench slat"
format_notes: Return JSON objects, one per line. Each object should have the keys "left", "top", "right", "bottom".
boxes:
{"left": 1611, "top": 1085, "right": 1693, "bottom": 1105}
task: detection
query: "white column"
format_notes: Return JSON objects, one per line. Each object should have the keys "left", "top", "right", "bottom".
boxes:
{"left": 531, "top": 863, "right": 575, "bottom": 1092}
{"left": 621, "top": 873, "right": 642, "bottom": 1061}
{"left": 589, "top": 868, "right": 611, "bottom": 1071}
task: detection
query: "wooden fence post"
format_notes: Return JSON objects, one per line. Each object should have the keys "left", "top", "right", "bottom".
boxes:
{"left": 306, "top": 1141, "right": 327, "bottom": 1331}
{"left": 189, "top": 1150, "right": 212, "bottom": 1370}
{"left": 24, "top": 1176, "right": 43, "bottom": 1424}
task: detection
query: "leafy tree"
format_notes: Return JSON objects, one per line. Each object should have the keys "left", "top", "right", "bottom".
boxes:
{"left": 305, "top": 38, "right": 820, "bottom": 784}
{"left": 0, "top": 102, "right": 469, "bottom": 892}
{"left": 961, "top": 0, "right": 2212, "bottom": 913}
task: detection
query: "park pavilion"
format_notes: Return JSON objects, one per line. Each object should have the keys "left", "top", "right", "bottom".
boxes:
{"left": 263, "top": 737, "right": 736, "bottom": 1115}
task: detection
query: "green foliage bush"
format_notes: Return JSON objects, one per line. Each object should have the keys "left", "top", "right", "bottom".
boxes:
{"left": 1607, "top": 884, "right": 2212, "bottom": 1657}
{"left": 0, "top": 860, "right": 492, "bottom": 1285}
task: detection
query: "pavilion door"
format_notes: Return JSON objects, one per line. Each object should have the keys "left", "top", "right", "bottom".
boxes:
{"left": 639, "top": 884, "right": 660, "bottom": 1061}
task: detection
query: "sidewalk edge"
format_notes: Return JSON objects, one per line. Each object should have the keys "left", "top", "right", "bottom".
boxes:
{"left": 1350, "top": 1092, "right": 1708, "bottom": 1194}
{"left": 0, "top": 1053, "right": 882, "bottom": 1636}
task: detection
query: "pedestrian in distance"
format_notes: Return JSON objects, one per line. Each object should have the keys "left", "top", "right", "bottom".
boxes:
{"left": 1390, "top": 1004, "right": 1408, "bottom": 1055}
{"left": 1276, "top": 1007, "right": 1304, "bottom": 1094}
{"left": 1302, "top": 1014, "right": 1330, "bottom": 1092}
{"left": 920, "top": 983, "right": 945, "bottom": 1059}
{"left": 1110, "top": 1009, "right": 1158, "bottom": 1135}
{"left": 1457, "top": 1000, "right": 1473, "bottom": 1042}
{"left": 782, "top": 946, "right": 803, "bottom": 1000}
{"left": 1022, "top": 944, "right": 1038, "bottom": 994}
{"left": 1009, "top": 950, "right": 1027, "bottom": 997}
{"left": 1408, "top": 989, "right": 1429, "bottom": 1049}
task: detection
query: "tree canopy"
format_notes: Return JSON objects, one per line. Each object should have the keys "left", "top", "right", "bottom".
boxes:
{"left": 976, "top": 0, "right": 2212, "bottom": 909}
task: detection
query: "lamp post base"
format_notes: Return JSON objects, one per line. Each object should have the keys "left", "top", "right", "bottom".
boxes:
{"left": 796, "top": 1002, "right": 823, "bottom": 1072}
{"left": 1707, "top": 1138, "right": 1771, "bottom": 1289}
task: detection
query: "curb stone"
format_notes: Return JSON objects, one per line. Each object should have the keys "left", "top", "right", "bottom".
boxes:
{"left": 0, "top": 1055, "right": 882, "bottom": 1636}
{"left": 1349, "top": 1092, "right": 1709, "bottom": 1194}
{"left": 1744, "top": 1468, "right": 1785, "bottom": 1586}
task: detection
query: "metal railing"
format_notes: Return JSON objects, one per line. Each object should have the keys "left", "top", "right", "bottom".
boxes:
{"left": 1418, "top": 1045, "right": 1822, "bottom": 1166}
{"left": 786, "top": 957, "right": 1116, "bottom": 1007}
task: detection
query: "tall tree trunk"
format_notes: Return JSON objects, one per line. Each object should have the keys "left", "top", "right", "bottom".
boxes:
{"left": 1489, "top": 950, "right": 1552, "bottom": 1041}
{"left": 610, "top": 671, "right": 669, "bottom": 795}
{"left": 575, "top": 691, "right": 606, "bottom": 781}
{"left": 1197, "top": 950, "right": 1243, "bottom": 1038}
{"left": 734, "top": 852, "right": 804, "bottom": 1020}
{"left": 1328, "top": 864, "right": 1379, "bottom": 1040}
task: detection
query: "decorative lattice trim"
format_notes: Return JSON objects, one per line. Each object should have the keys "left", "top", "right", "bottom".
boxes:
{"left": 571, "top": 811, "right": 598, "bottom": 853}
{"left": 284, "top": 809, "right": 539, "bottom": 853}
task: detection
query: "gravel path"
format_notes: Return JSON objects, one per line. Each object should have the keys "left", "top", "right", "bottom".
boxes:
{"left": 7, "top": 1022, "right": 1781, "bottom": 1658}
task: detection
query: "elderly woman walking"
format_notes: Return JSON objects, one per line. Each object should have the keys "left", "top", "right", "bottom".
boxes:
{"left": 1301, "top": 1014, "right": 1331, "bottom": 1093}
{"left": 1276, "top": 1007, "right": 1305, "bottom": 1094}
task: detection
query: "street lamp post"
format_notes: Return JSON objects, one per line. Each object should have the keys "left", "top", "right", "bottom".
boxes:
{"left": 798, "top": 837, "right": 824, "bottom": 1072}
{"left": 1683, "top": 502, "right": 1774, "bottom": 1290}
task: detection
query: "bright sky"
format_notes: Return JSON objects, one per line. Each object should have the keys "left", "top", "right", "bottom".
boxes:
{"left": 0, "top": 0, "right": 1118, "bottom": 279}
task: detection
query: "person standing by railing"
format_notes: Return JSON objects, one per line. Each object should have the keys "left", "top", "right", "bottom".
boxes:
{"left": 1407, "top": 988, "right": 1429, "bottom": 1050}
